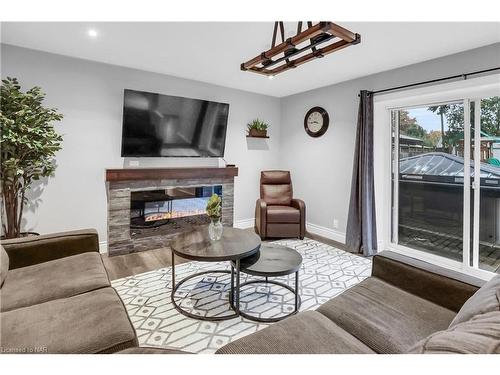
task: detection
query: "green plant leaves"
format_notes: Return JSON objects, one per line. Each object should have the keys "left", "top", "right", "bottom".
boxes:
{"left": 206, "top": 193, "right": 222, "bottom": 218}
{"left": 247, "top": 118, "right": 269, "bottom": 131}
{"left": 0, "top": 77, "right": 64, "bottom": 237}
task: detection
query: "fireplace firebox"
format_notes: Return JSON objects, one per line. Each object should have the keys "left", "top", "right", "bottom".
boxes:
{"left": 129, "top": 185, "right": 222, "bottom": 238}
{"left": 131, "top": 185, "right": 221, "bottom": 225}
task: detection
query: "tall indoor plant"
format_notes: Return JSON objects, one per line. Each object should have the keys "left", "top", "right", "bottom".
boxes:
{"left": 0, "top": 77, "right": 63, "bottom": 238}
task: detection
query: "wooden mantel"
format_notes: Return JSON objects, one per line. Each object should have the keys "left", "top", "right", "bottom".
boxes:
{"left": 105, "top": 166, "right": 238, "bottom": 182}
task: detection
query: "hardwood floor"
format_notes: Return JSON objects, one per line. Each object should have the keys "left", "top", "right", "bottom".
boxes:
{"left": 305, "top": 231, "right": 348, "bottom": 251}
{"left": 102, "top": 247, "right": 190, "bottom": 280}
{"left": 102, "top": 230, "right": 347, "bottom": 280}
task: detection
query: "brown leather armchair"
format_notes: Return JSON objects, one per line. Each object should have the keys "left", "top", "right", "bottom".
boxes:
{"left": 255, "top": 170, "right": 306, "bottom": 240}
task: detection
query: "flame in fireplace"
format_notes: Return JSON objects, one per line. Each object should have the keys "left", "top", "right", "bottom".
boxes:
{"left": 144, "top": 210, "right": 207, "bottom": 222}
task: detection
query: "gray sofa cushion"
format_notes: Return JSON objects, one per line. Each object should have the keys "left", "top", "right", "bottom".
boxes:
{"left": 2, "top": 229, "right": 99, "bottom": 269}
{"left": 0, "top": 245, "right": 8, "bottom": 289}
{"left": 372, "top": 251, "right": 482, "bottom": 312}
{"left": 0, "top": 287, "right": 138, "bottom": 353}
{"left": 0, "top": 252, "right": 110, "bottom": 312}
{"left": 215, "top": 310, "right": 375, "bottom": 354}
{"left": 409, "top": 311, "right": 500, "bottom": 354}
{"left": 317, "top": 277, "right": 456, "bottom": 353}
{"left": 449, "top": 275, "right": 500, "bottom": 328}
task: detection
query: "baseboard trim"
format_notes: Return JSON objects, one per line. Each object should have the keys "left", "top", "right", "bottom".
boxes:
{"left": 234, "top": 218, "right": 254, "bottom": 229}
{"left": 99, "top": 241, "right": 108, "bottom": 254}
{"left": 233, "top": 218, "right": 346, "bottom": 244}
{"left": 306, "top": 222, "right": 346, "bottom": 244}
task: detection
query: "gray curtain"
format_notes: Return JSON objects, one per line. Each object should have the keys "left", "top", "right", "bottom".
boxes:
{"left": 346, "top": 90, "right": 377, "bottom": 256}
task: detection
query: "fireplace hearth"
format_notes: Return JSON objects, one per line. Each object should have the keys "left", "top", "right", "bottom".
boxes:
{"left": 106, "top": 167, "right": 237, "bottom": 256}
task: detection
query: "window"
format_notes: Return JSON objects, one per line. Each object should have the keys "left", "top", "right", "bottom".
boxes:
{"left": 390, "top": 96, "right": 500, "bottom": 274}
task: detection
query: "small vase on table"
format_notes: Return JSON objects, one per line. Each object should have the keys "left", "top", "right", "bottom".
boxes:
{"left": 206, "top": 193, "right": 223, "bottom": 241}
{"left": 208, "top": 216, "right": 223, "bottom": 241}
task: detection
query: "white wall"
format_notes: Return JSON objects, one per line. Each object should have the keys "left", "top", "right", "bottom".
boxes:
{"left": 279, "top": 43, "right": 500, "bottom": 242}
{"left": 0, "top": 44, "right": 281, "bottom": 243}
{"left": 2, "top": 42, "right": 499, "bottom": 248}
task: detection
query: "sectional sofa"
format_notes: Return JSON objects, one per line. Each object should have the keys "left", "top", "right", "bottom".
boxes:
{"left": 1, "top": 229, "right": 499, "bottom": 354}
{"left": 0, "top": 229, "right": 170, "bottom": 354}
{"left": 216, "top": 252, "right": 500, "bottom": 354}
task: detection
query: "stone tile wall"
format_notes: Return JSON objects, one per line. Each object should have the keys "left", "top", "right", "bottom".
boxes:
{"left": 107, "top": 176, "right": 234, "bottom": 256}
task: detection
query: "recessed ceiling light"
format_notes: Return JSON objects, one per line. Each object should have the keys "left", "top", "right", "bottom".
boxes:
{"left": 87, "top": 29, "right": 98, "bottom": 38}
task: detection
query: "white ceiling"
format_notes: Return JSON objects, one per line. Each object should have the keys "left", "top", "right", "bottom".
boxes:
{"left": 1, "top": 22, "right": 499, "bottom": 97}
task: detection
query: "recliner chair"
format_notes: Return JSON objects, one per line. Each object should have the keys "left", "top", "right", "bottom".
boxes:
{"left": 255, "top": 170, "right": 306, "bottom": 239}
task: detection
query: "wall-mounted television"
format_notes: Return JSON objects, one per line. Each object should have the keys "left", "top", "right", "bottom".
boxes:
{"left": 121, "top": 89, "right": 229, "bottom": 157}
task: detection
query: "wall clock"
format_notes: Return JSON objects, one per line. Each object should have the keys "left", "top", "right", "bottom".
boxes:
{"left": 304, "top": 107, "right": 329, "bottom": 137}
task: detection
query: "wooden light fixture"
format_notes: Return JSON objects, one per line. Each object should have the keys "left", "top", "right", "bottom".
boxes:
{"left": 241, "top": 21, "right": 360, "bottom": 76}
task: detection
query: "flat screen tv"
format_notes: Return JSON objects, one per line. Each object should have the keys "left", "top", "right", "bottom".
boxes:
{"left": 121, "top": 89, "right": 229, "bottom": 157}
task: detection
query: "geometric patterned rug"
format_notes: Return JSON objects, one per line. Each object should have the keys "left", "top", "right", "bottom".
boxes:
{"left": 111, "top": 238, "right": 372, "bottom": 353}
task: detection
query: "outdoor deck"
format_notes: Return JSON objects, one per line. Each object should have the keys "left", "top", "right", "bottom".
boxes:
{"left": 398, "top": 217, "right": 500, "bottom": 273}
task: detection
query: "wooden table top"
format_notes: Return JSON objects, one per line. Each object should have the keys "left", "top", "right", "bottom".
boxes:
{"left": 170, "top": 226, "right": 261, "bottom": 262}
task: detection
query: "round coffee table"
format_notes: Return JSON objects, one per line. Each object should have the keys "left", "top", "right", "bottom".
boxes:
{"left": 230, "top": 244, "right": 303, "bottom": 323}
{"left": 170, "top": 226, "right": 261, "bottom": 321}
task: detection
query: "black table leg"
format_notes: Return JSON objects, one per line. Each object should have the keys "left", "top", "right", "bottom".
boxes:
{"left": 295, "top": 270, "right": 299, "bottom": 311}
{"left": 230, "top": 262, "right": 235, "bottom": 306}
{"left": 171, "top": 251, "right": 175, "bottom": 288}
{"left": 235, "top": 259, "right": 240, "bottom": 314}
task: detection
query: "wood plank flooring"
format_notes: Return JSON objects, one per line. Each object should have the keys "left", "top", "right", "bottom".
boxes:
{"left": 102, "top": 230, "right": 347, "bottom": 280}
{"left": 102, "top": 247, "right": 189, "bottom": 280}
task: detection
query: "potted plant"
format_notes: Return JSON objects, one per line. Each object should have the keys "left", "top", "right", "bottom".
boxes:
{"left": 206, "top": 193, "right": 223, "bottom": 240}
{"left": 0, "top": 77, "right": 64, "bottom": 239}
{"left": 247, "top": 119, "right": 269, "bottom": 138}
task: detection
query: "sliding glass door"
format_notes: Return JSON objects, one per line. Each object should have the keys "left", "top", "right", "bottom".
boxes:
{"left": 473, "top": 96, "right": 500, "bottom": 272}
{"left": 391, "top": 96, "right": 500, "bottom": 274}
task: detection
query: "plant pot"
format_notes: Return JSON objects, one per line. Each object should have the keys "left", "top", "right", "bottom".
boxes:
{"left": 248, "top": 129, "right": 267, "bottom": 138}
{"left": 208, "top": 217, "right": 223, "bottom": 241}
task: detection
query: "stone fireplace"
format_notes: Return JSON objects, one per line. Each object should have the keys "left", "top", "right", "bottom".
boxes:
{"left": 106, "top": 167, "right": 237, "bottom": 256}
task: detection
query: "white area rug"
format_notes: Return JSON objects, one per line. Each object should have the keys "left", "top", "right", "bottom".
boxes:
{"left": 112, "top": 238, "right": 372, "bottom": 353}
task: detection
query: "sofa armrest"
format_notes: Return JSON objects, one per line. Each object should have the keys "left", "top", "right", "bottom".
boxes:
{"left": 255, "top": 199, "right": 267, "bottom": 239}
{"left": 372, "top": 251, "right": 484, "bottom": 312}
{"left": 290, "top": 198, "right": 305, "bottom": 212}
{"left": 1, "top": 229, "right": 100, "bottom": 269}
{"left": 291, "top": 199, "right": 306, "bottom": 238}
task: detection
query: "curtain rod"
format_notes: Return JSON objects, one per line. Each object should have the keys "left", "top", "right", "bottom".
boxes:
{"left": 361, "top": 66, "right": 500, "bottom": 96}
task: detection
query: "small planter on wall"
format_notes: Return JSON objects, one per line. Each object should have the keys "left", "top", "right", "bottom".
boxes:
{"left": 246, "top": 119, "right": 270, "bottom": 138}
{"left": 248, "top": 128, "right": 268, "bottom": 138}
